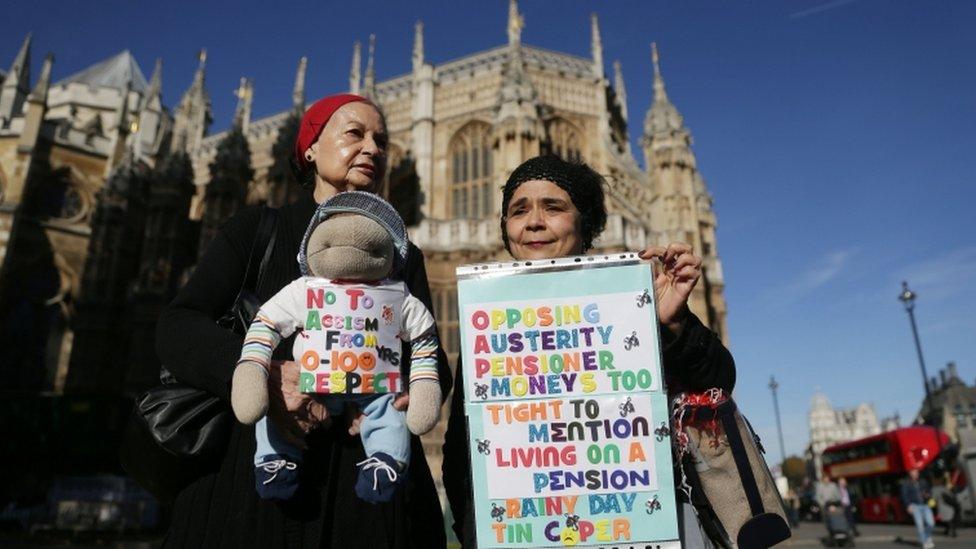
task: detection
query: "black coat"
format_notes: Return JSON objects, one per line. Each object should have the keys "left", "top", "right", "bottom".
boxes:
{"left": 156, "top": 193, "right": 450, "bottom": 548}
{"left": 441, "top": 312, "right": 735, "bottom": 547}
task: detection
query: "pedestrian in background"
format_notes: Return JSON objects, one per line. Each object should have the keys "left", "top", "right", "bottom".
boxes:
{"left": 901, "top": 468, "right": 936, "bottom": 549}
{"left": 838, "top": 477, "right": 860, "bottom": 536}
{"left": 931, "top": 475, "right": 959, "bottom": 538}
{"left": 785, "top": 487, "right": 801, "bottom": 527}
{"left": 815, "top": 474, "right": 840, "bottom": 513}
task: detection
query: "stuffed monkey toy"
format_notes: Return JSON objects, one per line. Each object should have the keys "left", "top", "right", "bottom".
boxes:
{"left": 231, "top": 191, "right": 442, "bottom": 503}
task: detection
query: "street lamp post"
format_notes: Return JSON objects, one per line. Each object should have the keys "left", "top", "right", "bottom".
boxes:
{"left": 769, "top": 375, "right": 787, "bottom": 467}
{"left": 898, "top": 281, "right": 944, "bottom": 471}
{"left": 898, "top": 281, "right": 932, "bottom": 403}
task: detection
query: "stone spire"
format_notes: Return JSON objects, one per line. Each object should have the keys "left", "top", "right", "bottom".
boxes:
{"left": 643, "top": 42, "right": 691, "bottom": 174}
{"left": 495, "top": 0, "right": 541, "bottom": 172}
{"left": 134, "top": 58, "right": 163, "bottom": 158}
{"left": 613, "top": 60, "right": 628, "bottom": 122}
{"left": 28, "top": 53, "right": 53, "bottom": 105}
{"left": 507, "top": 0, "right": 524, "bottom": 47}
{"left": 640, "top": 42, "right": 726, "bottom": 342}
{"left": 292, "top": 56, "right": 307, "bottom": 110}
{"left": 172, "top": 49, "right": 212, "bottom": 154}
{"left": 643, "top": 42, "right": 685, "bottom": 139}
{"left": 144, "top": 58, "right": 163, "bottom": 107}
{"left": 406, "top": 21, "right": 434, "bottom": 218}
{"left": 349, "top": 40, "right": 362, "bottom": 94}
{"left": 495, "top": 18, "right": 538, "bottom": 131}
{"left": 232, "top": 77, "right": 253, "bottom": 133}
{"left": 15, "top": 53, "right": 51, "bottom": 160}
{"left": 652, "top": 42, "right": 669, "bottom": 103}
{"left": 0, "top": 33, "right": 32, "bottom": 128}
{"left": 363, "top": 34, "right": 376, "bottom": 99}
{"left": 105, "top": 79, "right": 133, "bottom": 177}
{"left": 412, "top": 21, "right": 425, "bottom": 73}
{"left": 590, "top": 13, "right": 604, "bottom": 79}
{"left": 410, "top": 19, "right": 435, "bottom": 219}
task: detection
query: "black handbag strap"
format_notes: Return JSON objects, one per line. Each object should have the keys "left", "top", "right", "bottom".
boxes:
{"left": 718, "top": 401, "right": 765, "bottom": 518}
{"left": 161, "top": 207, "right": 278, "bottom": 385}
{"left": 238, "top": 205, "right": 279, "bottom": 300}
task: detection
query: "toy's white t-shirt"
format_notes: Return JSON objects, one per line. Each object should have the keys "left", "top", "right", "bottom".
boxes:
{"left": 246, "top": 277, "right": 435, "bottom": 394}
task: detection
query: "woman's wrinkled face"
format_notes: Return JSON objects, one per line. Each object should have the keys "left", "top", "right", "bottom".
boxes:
{"left": 504, "top": 179, "right": 583, "bottom": 260}
{"left": 307, "top": 101, "right": 388, "bottom": 195}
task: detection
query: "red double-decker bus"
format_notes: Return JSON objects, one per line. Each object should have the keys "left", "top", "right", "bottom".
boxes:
{"left": 821, "top": 426, "right": 950, "bottom": 523}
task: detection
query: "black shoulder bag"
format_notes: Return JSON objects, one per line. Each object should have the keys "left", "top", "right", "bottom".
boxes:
{"left": 120, "top": 206, "right": 278, "bottom": 502}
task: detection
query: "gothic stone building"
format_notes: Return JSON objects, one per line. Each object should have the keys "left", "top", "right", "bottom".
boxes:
{"left": 0, "top": 35, "right": 174, "bottom": 392}
{"left": 0, "top": 1, "right": 728, "bottom": 501}
{"left": 186, "top": 3, "right": 728, "bottom": 358}
{"left": 807, "top": 390, "right": 901, "bottom": 479}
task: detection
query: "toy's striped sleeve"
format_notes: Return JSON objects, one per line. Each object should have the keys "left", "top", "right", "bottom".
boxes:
{"left": 400, "top": 285, "right": 441, "bottom": 386}
{"left": 409, "top": 329, "right": 441, "bottom": 386}
{"left": 236, "top": 279, "right": 305, "bottom": 371}
{"left": 238, "top": 314, "right": 282, "bottom": 371}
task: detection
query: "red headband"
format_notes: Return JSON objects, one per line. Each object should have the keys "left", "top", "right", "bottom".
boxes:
{"left": 294, "top": 93, "right": 368, "bottom": 171}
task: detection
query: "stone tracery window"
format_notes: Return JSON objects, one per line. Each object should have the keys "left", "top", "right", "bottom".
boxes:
{"left": 60, "top": 187, "right": 85, "bottom": 221}
{"left": 449, "top": 122, "right": 492, "bottom": 219}
{"left": 545, "top": 118, "right": 582, "bottom": 163}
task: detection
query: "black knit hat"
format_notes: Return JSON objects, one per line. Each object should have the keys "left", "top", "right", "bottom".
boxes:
{"left": 500, "top": 155, "right": 608, "bottom": 253}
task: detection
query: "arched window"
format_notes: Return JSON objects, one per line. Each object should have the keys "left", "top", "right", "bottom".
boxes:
{"left": 449, "top": 122, "right": 492, "bottom": 219}
{"left": 545, "top": 118, "right": 582, "bottom": 163}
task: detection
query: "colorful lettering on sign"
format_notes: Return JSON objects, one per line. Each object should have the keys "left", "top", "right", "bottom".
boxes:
{"left": 461, "top": 270, "right": 676, "bottom": 547}
{"left": 298, "top": 285, "right": 401, "bottom": 394}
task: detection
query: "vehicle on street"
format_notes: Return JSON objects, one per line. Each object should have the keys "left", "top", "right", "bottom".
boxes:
{"left": 822, "top": 426, "right": 952, "bottom": 523}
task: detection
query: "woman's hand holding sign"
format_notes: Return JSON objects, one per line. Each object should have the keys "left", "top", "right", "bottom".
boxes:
{"left": 638, "top": 243, "right": 703, "bottom": 337}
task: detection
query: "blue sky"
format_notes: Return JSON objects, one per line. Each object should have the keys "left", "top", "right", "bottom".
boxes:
{"left": 3, "top": 0, "right": 975, "bottom": 460}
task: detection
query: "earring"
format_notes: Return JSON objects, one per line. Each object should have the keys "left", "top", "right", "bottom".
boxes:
{"left": 305, "top": 152, "right": 314, "bottom": 162}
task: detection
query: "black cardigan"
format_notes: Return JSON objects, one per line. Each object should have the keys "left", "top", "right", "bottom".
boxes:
{"left": 156, "top": 193, "right": 450, "bottom": 549}
{"left": 441, "top": 312, "right": 735, "bottom": 547}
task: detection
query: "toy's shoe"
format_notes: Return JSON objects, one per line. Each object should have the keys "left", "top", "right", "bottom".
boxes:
{"left": 254, "top": 455, "right": 300, "bottom": 501}
{"left": 354, "top": 453, "right": 406, "bottom": 503}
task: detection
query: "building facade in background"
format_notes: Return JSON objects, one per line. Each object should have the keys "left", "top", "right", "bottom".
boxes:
{"left": 807, "top": 390, "right": 901, "bottom": 478}
{"left": 918, "top": 362, "right": 976, "bottom": 442}
{"left": 0, "top": 1, "right": 728, "bottom": 502}
{"left": 187, "top": 1, "right": 729, "bottom": 358}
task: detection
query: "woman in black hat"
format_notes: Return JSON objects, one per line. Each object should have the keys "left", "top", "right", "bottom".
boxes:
{"left": 441, "top": 154, "right": 735, "bottom": 547}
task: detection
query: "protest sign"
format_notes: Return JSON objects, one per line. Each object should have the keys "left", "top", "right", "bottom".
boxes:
{"left": 296, "top": 282, "right": 406, "bottom": 395}
{"left": 458, "top": 255, "right": 679, "bottom": 548}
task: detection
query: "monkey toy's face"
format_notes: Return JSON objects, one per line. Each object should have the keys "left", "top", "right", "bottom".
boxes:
{"left": 305, "top": 213, "right": 394, "bottom": 281}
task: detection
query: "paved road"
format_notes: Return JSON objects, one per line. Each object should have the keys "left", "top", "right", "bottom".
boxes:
{"left": 783, "top": 520, "right": 975, "bottom": 548}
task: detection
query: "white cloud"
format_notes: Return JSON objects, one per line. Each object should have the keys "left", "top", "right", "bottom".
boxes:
{"left": 761, "top": 248, "right": 858, "bottom": 308}
{"left": 789, "top": 0, "right": 859, "bottom": 20}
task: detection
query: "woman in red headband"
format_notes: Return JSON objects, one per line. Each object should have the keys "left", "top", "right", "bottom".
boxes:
{"left": 157, "top": 94, "right": 449, "bottom": 548}
{"left": 293, "top": 93, "right": 389, "bottom": 201}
